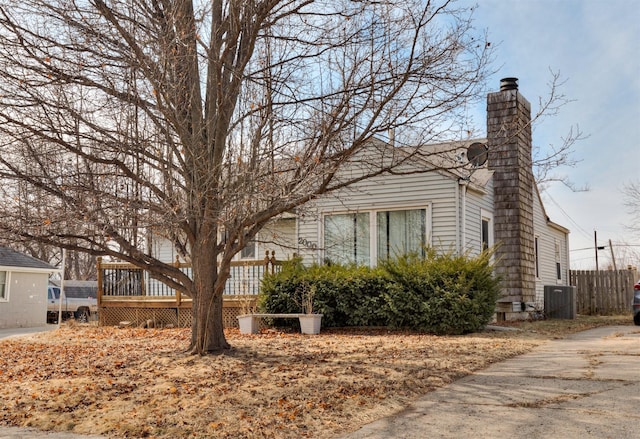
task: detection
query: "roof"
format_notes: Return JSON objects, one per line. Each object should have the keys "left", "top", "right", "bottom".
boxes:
{"left": 401, "top": 139, "right": 494, "bottom": 191}
{"left": 0, "top": 247, "right": 56, "bottom": 271}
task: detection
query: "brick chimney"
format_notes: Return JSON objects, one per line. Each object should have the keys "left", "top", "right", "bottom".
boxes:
{"left": 487, "top": 78, "right": 536, "bottom": 317}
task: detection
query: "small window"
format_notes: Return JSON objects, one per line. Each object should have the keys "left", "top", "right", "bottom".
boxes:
{"left": 0, "top": 271, "right": 6, "bottom": 300}
{"left": 480, "top": 210, "right": 493, "bottom": 252}
{"left": 555, "top": 240, "right": 562, "bottom": 281}
{"left": 534, "top": 236, "right": 540, "bottom": 278}
{"left": 240, "top": 240, "right": 256, "bottom": 259}
{"left": 481, "top": 219, "right": 490, "bottom": 251}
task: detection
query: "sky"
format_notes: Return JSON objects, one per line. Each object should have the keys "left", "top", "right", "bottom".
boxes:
{"left": 462, "top": 0, "right": 640, "bottom": 269}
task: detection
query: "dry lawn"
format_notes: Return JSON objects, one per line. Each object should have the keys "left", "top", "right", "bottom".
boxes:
{"left": 0, "top": 315, "right": 632, "bottom": 438}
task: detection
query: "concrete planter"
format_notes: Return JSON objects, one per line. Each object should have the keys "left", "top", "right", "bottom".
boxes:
{"left": 299, "top": 314, "right": 323, "bottom": 335}
{"left": 237, "top": 315, "right": 259, "bottom": 334}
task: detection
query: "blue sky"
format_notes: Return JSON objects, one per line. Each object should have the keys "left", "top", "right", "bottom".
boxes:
{"left": 463, "top": 0, "right": 640, "bottom": 269}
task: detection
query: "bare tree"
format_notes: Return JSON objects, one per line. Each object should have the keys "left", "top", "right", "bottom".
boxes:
{"left": 623, "top": 181, "right": 640, "bottom": 236}
{"left": 530, "top": 70, "right": 588, "bottom": 192}
{"left": 0, "top": 0, "right": 493, "bottom": 353}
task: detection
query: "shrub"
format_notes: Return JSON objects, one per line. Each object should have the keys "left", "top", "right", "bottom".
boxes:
{"left": 259, "top": 248, "right": 501, "bottom": 334}
{"left": 380, "top": 248, "right": 501, "bottom": 334}
{"left": 259, "top": 259, "right": 388, "bottom": 328}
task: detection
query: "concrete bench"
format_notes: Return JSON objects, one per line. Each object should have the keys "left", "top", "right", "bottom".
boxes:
{"left": 237, "top": 313, "right": 323, "bottom": 335}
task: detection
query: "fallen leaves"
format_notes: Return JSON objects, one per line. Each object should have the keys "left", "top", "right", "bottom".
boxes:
{"left": 0, "top": 325, "right": 539, "bottom": 438}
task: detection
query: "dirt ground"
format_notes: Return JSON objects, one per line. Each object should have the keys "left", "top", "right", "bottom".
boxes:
{"left": 0, "top": 315, "right": 631, "bottom": 438}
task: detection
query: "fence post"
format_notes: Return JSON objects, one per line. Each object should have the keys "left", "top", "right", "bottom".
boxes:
{"left": 96, "top": 256, "right": 103, "bottom": 307}
{"left": 269, "top": 251, "right": 277, "bottom": 274}
{"left": 263, "top": 250, "right": 270, "bottom": 274}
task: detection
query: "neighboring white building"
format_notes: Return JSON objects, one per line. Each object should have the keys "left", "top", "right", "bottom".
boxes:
{"left": 0, "top": 247, "right": 56, "bottom": 329}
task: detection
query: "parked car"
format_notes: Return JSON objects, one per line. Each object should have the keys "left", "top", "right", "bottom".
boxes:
{"left": 47, "top": 283, "right": 98, "bottom": 324}
{"left": 634, "top": 280, "right": 640, "bottom": 326}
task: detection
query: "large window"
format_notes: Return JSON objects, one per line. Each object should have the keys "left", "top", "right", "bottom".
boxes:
{"left": 0, "top": 271, "right": 6, "bottom": 300}
{"left": 377, "top": 209, "right": 426, "bottom": 260}
{"left": 324, "top": 208, "right": 427, "bottom": 266}
{"left": 324, "top": 213, "right": 370, "bottom": 265}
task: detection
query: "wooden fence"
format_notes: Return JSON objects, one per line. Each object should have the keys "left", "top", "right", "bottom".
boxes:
{"left": 570, "top": 269, "right": 638, "bottom": 315}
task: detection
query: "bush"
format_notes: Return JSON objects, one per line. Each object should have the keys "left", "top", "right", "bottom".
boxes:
{"left": 259, "top": 248, "right": 501, "bottom": 334}
{"left": 380, "top": 248, "right": 501, "bottom": 334}
{"left": 259, "top": 259, "right": 388, "bottom": 328}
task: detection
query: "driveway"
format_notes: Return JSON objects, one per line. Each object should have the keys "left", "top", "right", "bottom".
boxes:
{"left": 341, "top": 325, "right": 640, "bottom": 438}
{"left": 0, "top": 325, "right": 57, "bottom": 340}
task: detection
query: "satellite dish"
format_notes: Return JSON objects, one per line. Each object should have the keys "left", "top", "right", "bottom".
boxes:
{"left": 466, "top": 142, "right": 488, "bottom": 167}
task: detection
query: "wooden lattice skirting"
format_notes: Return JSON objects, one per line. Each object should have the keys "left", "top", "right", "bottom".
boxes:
{"left": 99, "top": 303, "right": 250, "bottom": 329}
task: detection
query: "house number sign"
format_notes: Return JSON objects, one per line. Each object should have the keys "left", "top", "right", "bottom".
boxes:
{"left": 298, "top": 237, "right": 318, "bottom": 250}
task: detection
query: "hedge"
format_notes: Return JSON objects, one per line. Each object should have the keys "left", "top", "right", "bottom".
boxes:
{"left": 259, "top": 248, "right": 501, "bottom": 335}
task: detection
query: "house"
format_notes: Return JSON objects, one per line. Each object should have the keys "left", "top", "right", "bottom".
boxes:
{"left": 0, "top": 247, "right": 57, "bottom": 329}
{"left": 149, "top": 77, "right": 570, "bottom": 321}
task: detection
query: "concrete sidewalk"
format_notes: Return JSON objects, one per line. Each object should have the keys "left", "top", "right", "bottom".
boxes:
{"left": 0, "top": 428, "right": 103, "bottom": 439}
{"left": 341, "top": 325, "right": 640, "bottom": 438}
{"left": 0, "top": 325, "right": 57, "bottom": 340}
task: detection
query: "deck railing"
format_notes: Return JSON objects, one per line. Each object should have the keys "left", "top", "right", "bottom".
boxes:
{"left": 97, "top": 251, "right": 281, "bottom": 306}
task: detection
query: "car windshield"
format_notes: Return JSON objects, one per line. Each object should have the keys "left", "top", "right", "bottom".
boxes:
{"left": 49, "top": 287, "right": 61, "bottom": 299}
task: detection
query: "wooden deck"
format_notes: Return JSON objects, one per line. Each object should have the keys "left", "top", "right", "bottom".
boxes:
{"left": 97, "top": 252, "right": 279, "bottom": 327}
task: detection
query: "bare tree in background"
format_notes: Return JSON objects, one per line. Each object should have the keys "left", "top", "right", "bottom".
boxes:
{"left": 623, "top": 181, "right": 640, "bottom": 236}
{"left": 0, "top": 0, "right": 494, "bottom": 353}
{"left": 530, "top": 70, "right": 588, "bottom": 192}
{"left": 0, "top": 239, "right": 96, "bottom": 280}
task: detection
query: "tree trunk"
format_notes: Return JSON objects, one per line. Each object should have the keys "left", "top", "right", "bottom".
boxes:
{"left": 189, "top": 235, "right": 230, "bottom": 354}
{"left": 190, "top": 287, "right": 229, "bottom": 354}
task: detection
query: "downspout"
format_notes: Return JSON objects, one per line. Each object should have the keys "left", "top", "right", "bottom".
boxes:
{"left": 459, "top": 178, "right": 469, "bottom": 254}
{"left": 565, "top": 232, "right": 571, "bottom": 285}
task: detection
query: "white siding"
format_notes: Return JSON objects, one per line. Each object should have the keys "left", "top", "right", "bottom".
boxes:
{"left": 151, "top": 219, "right": 297, "bottom": 264}
{"left": 296, "top": 169, "right": 463, "bottom": 266}
{"left": 255, "top": 217, "right": 297, "bottom": 262}
{"left": 532, "top": 187, "right": 570, "bottom": 304}
{"left": 0, "top": 271, "right": 49, "bottom": 329}
{"left": 461, "top": 180, "right": 494, "bottom": 255}
{"left": 151, "top": 234, "right": 178, "bottom": 263}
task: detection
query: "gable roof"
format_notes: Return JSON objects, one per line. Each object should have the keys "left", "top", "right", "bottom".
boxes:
{"left": 0, "top": 247, "right": 56, "bottom": 271}
{"left": 400, "top": 139, "right": 494, "bottom": 192}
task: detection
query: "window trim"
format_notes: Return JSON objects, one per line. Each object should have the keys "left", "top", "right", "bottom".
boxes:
{"left": 0, "top": 271, "right": 8, "bottom": 302}
{"left": 480, "top": 209, "right": 494, "bottom": 252}
{"left": 534, "top": 235, "right": 540, "bottom": 279}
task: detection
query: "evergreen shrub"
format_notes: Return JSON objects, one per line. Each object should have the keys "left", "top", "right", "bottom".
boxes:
{"left": 379, "top": 248, "right": 501, "bottom": 334}
{"left": 259, "top": 248, "right": 501, "bottom": 334}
